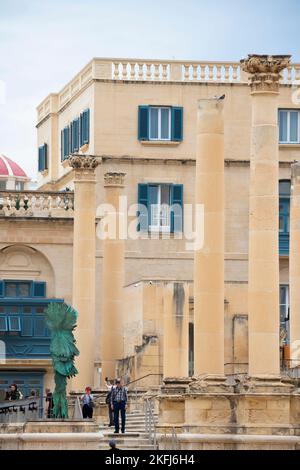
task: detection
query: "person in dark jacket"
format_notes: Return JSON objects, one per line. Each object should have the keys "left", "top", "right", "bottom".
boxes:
{"left": 110, "top": 379, "right": 128, "bottom": 434}
{"left": 105, "top": 377, "right": 115, "bottom": 426}
{"left": 5, "top": 383, "right": 22, "bottom": 401}
{"left": 45, "top": 388, "right": 54, "bottom": 418}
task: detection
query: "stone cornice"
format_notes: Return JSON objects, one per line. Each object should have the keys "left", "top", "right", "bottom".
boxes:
{"left": 241, "top": 54, "right": 291, "bottom": 93}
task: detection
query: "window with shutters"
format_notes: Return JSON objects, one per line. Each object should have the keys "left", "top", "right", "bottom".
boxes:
{"left": 137, "top": 183, "right": 183, "bottom": 233}
{"left": 38, "top": 143, "right": 48, "bottom": 172}
{"left": 279, "top": 180, "right": 290, "bottom": 255}
{"left": 138, "top": 106, "right": 183, "bottom": 142}
{"left": 279, "top": 110, "right": 300, "bottom": 143}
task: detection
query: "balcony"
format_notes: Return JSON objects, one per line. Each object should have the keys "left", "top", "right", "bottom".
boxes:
{"left": 0, "top": 190, "right": 74, "bottom": 218}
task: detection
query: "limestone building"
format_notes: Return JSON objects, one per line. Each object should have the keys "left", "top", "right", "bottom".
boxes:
{"left": 0, "top": 55, "right": 299, "bottom": 407}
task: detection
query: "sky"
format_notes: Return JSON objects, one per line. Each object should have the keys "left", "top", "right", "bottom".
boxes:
{"left": 0, "top": 0, "right": 300, "bottom": 180}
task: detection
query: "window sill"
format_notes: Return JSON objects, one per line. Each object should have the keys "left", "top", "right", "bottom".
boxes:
{"left": 140, "top": 140, "right": 181, "bottom": 147}
{"left": 279, "top": 143, "right": 300, "bottom": 149}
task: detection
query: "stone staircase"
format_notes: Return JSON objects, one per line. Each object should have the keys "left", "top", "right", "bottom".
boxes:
{"left": 99, "top": 410, "right": 158, "bottom": 450}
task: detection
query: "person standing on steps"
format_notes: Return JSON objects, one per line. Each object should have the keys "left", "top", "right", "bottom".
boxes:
{"left": 81, "top": 386, "right": 95, "bottom": 419}
{"left": 110, "top": 378, "right": 128, "bottom": 434}
{"left": 105, "top": 377, "right": 115, "bottom": 427}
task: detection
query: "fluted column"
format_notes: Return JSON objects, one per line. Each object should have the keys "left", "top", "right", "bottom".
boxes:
{"left": 69, "top": 155, "right": 100, "bottom": 391}
{"left": 241, "top": 54, "right": 291, "bottom": 377}
{"left": 194, "top": 98, "right": 225, "bottom": 376}
{"left": 290, "top": 162, "right": 300, "bottom": 366}
{"left": 163, "top": 282, "right": 189, "bottom": 378}
{"left": 101, "top": 172, "right": 126, "bottom": 380}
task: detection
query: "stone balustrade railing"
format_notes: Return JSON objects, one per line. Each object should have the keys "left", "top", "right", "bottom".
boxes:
{"left": 0, "top": 190, "right": 74, "bottom": 218}
{"left": 37, "top": 58, "right": 300, "bottom": 122}
{"left": 111, "top": 59, "right": 243, "bottom": 82}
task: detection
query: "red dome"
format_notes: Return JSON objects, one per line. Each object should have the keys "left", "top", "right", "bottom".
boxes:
{"left": 0, "top": 155, "right": 27, "bottom": 178}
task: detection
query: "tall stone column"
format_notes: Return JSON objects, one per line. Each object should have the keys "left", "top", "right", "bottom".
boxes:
{"left": 194, "top": 98, "right": 225, "bottom": 377}
{"left": 290, "top": 162, "right": 300, "bottom": 367}
{"left": 163, "top": 282, "right": 189, "bottom": 379}
{"left": 69, "top": 155, "right": 100, "bottom": 391}
{"left": 101, "top": 172, "right": 126, "bottom": 380}
{"left": 241, "top": 55, "right": 291, "bottom": 377}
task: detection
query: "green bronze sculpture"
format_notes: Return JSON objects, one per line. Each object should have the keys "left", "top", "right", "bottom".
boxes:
{"left": 45, "top": 302, "right": 79, "bottom": 419}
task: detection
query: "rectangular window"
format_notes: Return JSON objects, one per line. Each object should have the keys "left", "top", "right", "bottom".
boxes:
{"left": 138, "top": 106, "right": 183, "bottom": 142}
{"left": 148, "top": 184, "right": 171, "bottom": 232}
{"left": 8, "top": 316, "right": 21, "bottom": 332}
{"left": 279, "top": 110, "right": 300, "bottom": 143}
{"left": 71, "top": 118, "right": 80, "bottom": 152}
{"left": 0, "top": 316, "right": 8, "bottom": 332}
{"left": 0, "top": 180, "right": 7, "bottom": 190}
{"left": 5, "top": 282, "right": 31, "bottom": 298}
{"left": 149, "top": 107, "right": 171, "bottom": 140}
{"left": 80, "top": 109, "right": 90, "bottom": 146}
{"left": 62, "top": 127, "right": 70, "bottom": 160}
{"left": 138, "top": 183, "right": 183, "bottom": 233}
{"left": 38, "top": 143, "right": 48, "bottom": 172}
{"left": 280, "top": 285, "right": 289, "bottom": 345}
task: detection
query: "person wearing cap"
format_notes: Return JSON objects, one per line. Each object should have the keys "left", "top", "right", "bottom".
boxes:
{"left": 110, "top": 378, "right": 128, "bottom": 434}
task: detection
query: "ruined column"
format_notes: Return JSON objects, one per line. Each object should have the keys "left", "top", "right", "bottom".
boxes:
{"left": 194, "top": 98, "right": 225, "bottom": 376}
{"left": 69, "top": 155, "right": 100, "bottom": 391}
{"left": 101, "top": 172, "right": 126, "bottom": 380}
{"left": 241, "top": 55, "right": 291, "bottom": 377}
{"left": 290, "top": 162, "right": 300, "bottom": 367}
{"left": 163, "top": 282, "right": 189, "bottom": 378}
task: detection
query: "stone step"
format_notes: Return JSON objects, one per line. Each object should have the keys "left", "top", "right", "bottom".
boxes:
{"left": 99, "top": 444, "right": 157, "bottom": 450}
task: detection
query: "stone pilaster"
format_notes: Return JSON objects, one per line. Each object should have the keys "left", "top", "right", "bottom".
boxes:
{"left": 194, "top": 98, "right": 225, "bottom": 377}
{"left": 241, "top": 54, "right": 291, "bottom": 377}
{"left": 101, "top": 172, "right": 126, "bottom": 381}
{"left": 163, "top": 282, "right": 189, "bottom": 379}
{"left": 68, "top": 155, "right": 100, "bottom": 391}
{"left": 290, "top": 162, "right": 300, "bottom": 367}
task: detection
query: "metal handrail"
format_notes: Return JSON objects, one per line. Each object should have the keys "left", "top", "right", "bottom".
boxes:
{"left": 144, "top": 397, "right": 157, "bottom": 448}
{"left": 127, "top": 373, "right": 163, "bottom": 387}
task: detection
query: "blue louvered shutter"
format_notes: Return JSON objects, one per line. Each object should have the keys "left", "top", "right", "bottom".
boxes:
{"left": 0, "top": 316, "right": 8, "bottom": 331}
{"left": 70, "top": 121, "right": 73, "bottom": 153}
{"left": 43, "top": 144, "right": 48, "bottom": 170}
{"left": 80, "top": 113, "right": 83, "bottom": 147}
{"left": 61, "top": 130, "right": 63, "bottom": 161}
{"left": 63, "top": 127, "right": 69, "bottom": 159}
{"left": 170, "top": 184, "right": 183, "bottom": 233}
{"left": 138, "top": 106, "right": 149, "bottom": 140}
{"left": 0, "top": 280, "right": 4, "bottom": 297}
{"left": 137, "top": 183, "right": 149, "bottom": 231}
{"left": 34, "top": 317, "right": 46, "bottom": 337}
{"left": 171, "top": 107, "right": 183, "bottom": 141}
{"left": 33, "top": 282, "right": 46, "bottom": 298}
{"left": 21, "top": 317, "right": 33, "bottom": 337}
{"left": 73, "top": 118, "right": 79, "bottom": 152}
{"left": 80, "top": 109, "right": 90, "bottom": 145}
{"left": 8, "top": 316, "right": 21, "bottom": 332}
{"left": 38, "top": 146, "right": 41, "bottom": 172}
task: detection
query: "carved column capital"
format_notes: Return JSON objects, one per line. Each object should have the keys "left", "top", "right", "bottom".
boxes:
{"left": 104, "top": 172, "right": 126, "bottom": 187}
{"left": 240, "top": 54, "right": 291, "bottom": 93}
{"left": 68, "top": 155, "right": 101, "bottom": 170}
